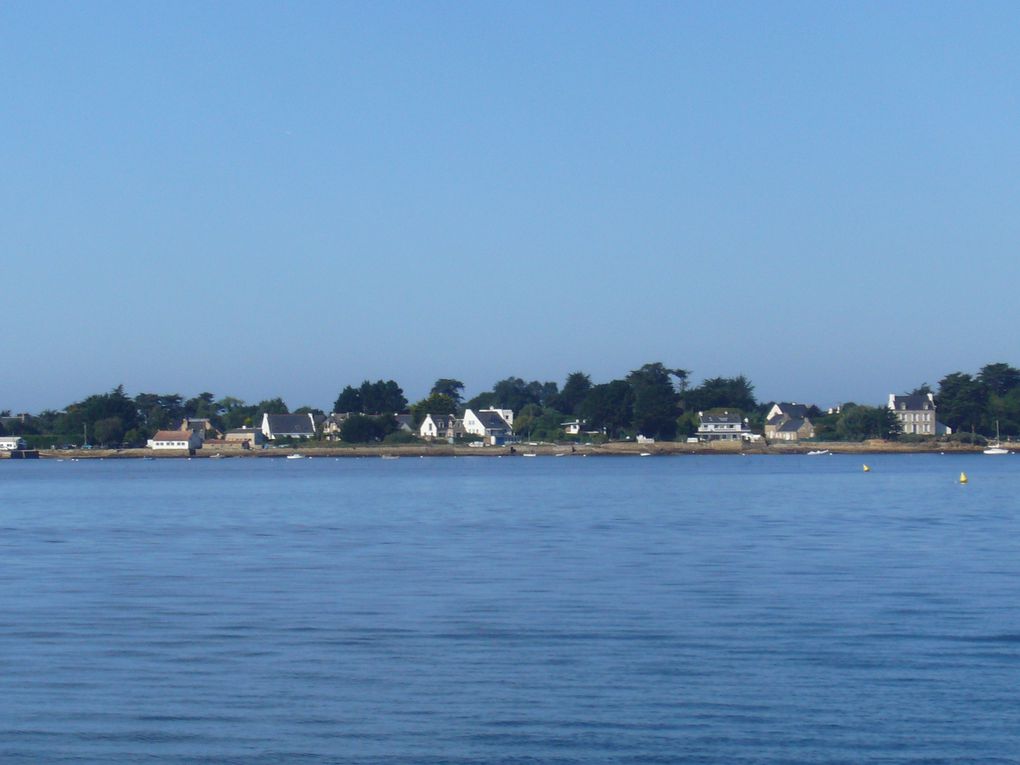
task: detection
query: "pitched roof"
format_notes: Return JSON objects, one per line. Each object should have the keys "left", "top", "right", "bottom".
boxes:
{"left": 775, "top": 403, "right": 809, "bottom": 419}
{"left": 474, "top": 410, "right": 511, "bottom": 429}
{"left": 152, "top": 430, "right": 194, "bottom": 441}
{"left": 891, "top": 394, "right": 934, "bottom": 411}
{"left": 264, "top": 413, "right": 316, "bottom": 435}
{"left": 700, "top": 413, "right": 743, "bottom": 424}
{"left": 776, "top": 418, "right": 808, "bottom": 432}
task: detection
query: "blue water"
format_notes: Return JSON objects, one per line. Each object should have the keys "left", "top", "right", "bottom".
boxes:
{"left": 2, "top": 454, "right": 1020, "bottom": 763}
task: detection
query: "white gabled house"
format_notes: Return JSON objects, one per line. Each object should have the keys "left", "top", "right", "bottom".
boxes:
{"left": 148, "top": 430, "right": 203, "bottom": 451}
{"left": 561, "top": 419, "right": 582, "bottom": 436}
{"left": 697, "top": 411, "right": 754, "bottom": 442}
{"left": 420, "top": 413, "right": 459, "bottom": 441}
{"left": 462, "top": 408, "right": 513, "bottom": 445}
{"left": 261, "top": 413, "right": 317, "bottom": 440}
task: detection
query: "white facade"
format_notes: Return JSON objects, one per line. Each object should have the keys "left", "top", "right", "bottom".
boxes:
{"left": 0, "top": 436, "right": 28, "bottom": 451}
{"left": 462, "top": 409, "right": 513, "bottom": 444}
{"left": 697, "top": 412, "right": 753, "bottom": 441}
{"left": 148, "top": 431, "right": 203, "bottom": 450}
{"left": 420, "top": 414, "right": 455, "bottom": 440}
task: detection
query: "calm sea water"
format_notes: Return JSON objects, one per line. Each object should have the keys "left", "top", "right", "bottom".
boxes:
{"left": 2, "top": 454, "right": 1020, "bottom": 763}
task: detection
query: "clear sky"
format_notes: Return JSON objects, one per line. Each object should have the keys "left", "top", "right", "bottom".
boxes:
{"left": 3, "top": 1, "right": 1019, "bottom": 412}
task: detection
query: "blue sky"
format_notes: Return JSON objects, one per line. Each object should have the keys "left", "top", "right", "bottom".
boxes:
{"left": 3, "top": 2, "right": 1019, "bottom": 412}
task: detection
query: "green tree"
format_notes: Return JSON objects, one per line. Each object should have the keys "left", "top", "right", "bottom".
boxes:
{"left": 490, "top": 377, "right": 540, "bottom": 412}
{"left": 552, "top": 371, "right": 592, "bottom": 415}
{"left": 93, "top": 416, "right": 125, "bottom": 447}
{"left": 333, "top": 386, "right": 362, "bottom": 413}
{"left": 464, "top": 391, "right": 496, "bottom": 411}
{"left": 410, "top": 393, "right": 458, "bottom": 425}
{"left": 687, "top": 375, "right": 756, "bottom": 413}
{"left": 627, "top": 363, "right": 683, "bottom": 439}
{"left": 835, "top": 404, "right": 901, "bottom": 441}
{"left": 578, "top": 380, "right": 634, "bottom": 438}
{"left": 936, "top": 372, "right": 986, "bottom": 434}
{"left": 185, "top": 392, "right": 217, "bottom": 419}
{"left": 430, "top": 379, "right": 465, "bottom": 404}
{"left": 978, "top": 363, "right": 1020, "bottom": 397}
{"left": 340, "top": 414, "right": 395, "bottom": 443}
{"left": 360, "top": 379, "right": 406, "bottom": 414}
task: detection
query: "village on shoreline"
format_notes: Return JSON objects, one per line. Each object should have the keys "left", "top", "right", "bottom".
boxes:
{"left": 3, "top": 362, "right": 1018, "bottom": 459}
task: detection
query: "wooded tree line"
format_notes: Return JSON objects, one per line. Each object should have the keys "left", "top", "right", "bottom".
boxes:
{"left": 2, "top": 361, "right": 1016, "bottom": 446}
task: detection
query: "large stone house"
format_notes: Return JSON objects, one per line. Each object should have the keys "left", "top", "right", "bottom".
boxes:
{"left": 764, "top": 402, "right": 816, "bottom": 442}
{"left": 225, "top": 428, "right": 266, "bottom": 449}
{"left": 887, "top": 393, "right": 948, "bottom": 436}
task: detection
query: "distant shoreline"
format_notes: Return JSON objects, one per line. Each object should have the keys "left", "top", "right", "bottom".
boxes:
{"left": 13, "top": 440, "right": 995, "bottom": 460}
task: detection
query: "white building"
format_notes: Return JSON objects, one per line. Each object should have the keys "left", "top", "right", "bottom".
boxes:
{"left": 148, "top": 430, "right": 203, "bottom": 450}
{"left": 462, "top": 409, "right": 513, "bottom": 445}
{"left": 261, "top": 413, "right": 317, "bottom": 440}
{"left": 697, "top": 412, "right": 753, "bottom": 441}
{"left": 420, "top": 414, "right": 459, "bottom": 441}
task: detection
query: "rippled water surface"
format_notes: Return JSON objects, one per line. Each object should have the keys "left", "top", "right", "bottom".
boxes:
{"left": 3, "top": 454, "right": 1020, "bottom": 763}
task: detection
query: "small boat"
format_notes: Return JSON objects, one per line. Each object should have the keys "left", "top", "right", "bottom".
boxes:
{"left": 984, "top": 421, "right": 1009, "bottom": 455}
{"left": 380, "top": 455, "right": 400, "bottom": 460}
{"left": 807, "top": 449, "right": 830, "bottom": 456}
{"left": 639, "top": 452, "right": 652, "bottom": 457}
{"left": 286, "top": 454, "right": 305, "bottom": 460}
{"left": 522, "top": 453, "right": 538, "bottom": 457}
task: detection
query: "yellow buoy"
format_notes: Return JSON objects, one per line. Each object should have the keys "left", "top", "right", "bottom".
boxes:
{"left": 959, "top": 471, "right": 968, "bottom": 484}
{"left": 862, "top": 464, "right": 870, "bottom": 472}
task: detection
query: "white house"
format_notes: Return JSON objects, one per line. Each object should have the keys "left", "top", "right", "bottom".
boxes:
{"left": 420, "top": 414, "right": 459, "bottom": 441}
{"left": 0, "top": 436, "right": 28, "bottom": 451}
{"left": 561, "top": 420, "right": 582, "bottom": 436}
{"left": 261, "top": 413, "right": 317, "bottom": 440}
{"left": 462, "top": 409, "right": 513, "bottom": 445}
{"left": 148, "top": 430, "right": 203, "bottom": 450}
{"left": 697, "top": 412, "right": 753, "bottom": 441}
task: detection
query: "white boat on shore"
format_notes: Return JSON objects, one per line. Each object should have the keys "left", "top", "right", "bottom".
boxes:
{"left": 807, "top": 449, "right": 831, "bottom": 456}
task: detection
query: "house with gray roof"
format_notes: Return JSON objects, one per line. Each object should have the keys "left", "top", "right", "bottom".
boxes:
{"left": 463, "top": 408, "right": 513, "bottom": 445}
{"left": 764, "top": 402, "right": 817, "bottom": 441}
{"left": 887, "top": 392, "right": 951, "bottom": 436}
{"left": 261, "top": 412, "right": 317, "bottom": 440}
{"left": 697, "top": 412, "right": 752, "bottom": 441}
{"left": 420, "top": 413, "right": 460, "bottom": 441}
